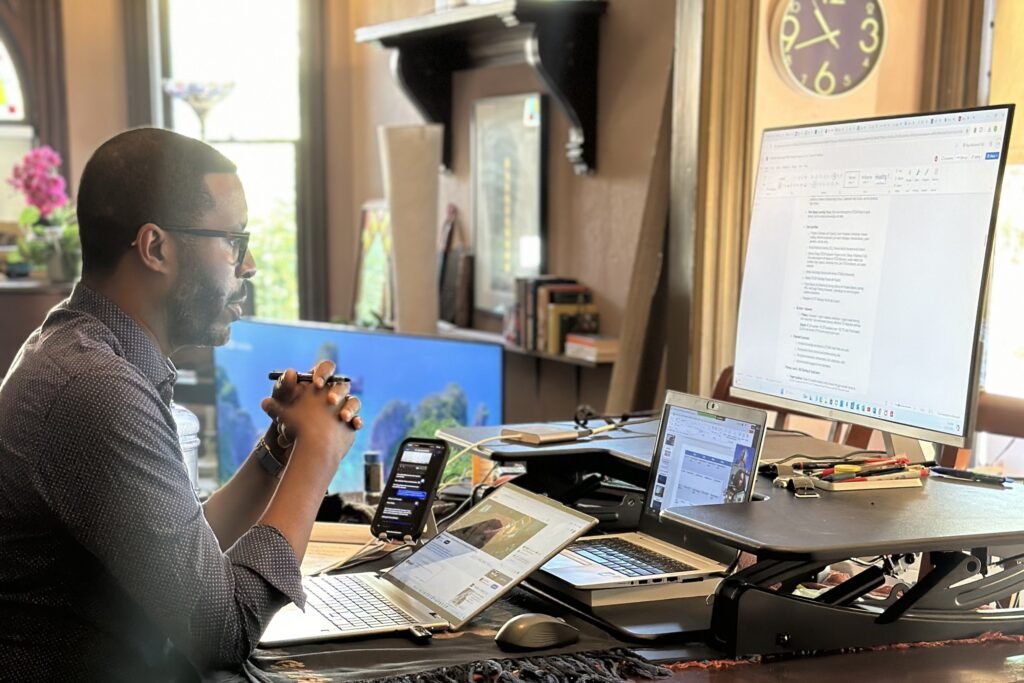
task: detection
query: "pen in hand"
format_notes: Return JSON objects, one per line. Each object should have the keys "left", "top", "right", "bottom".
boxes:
{"left": 268, "top": 371, "right": 351, "bottom": 385}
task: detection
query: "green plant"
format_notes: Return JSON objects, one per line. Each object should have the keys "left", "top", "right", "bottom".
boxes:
{"left": 248, "top": 199, "right": 298, "bottom": 320}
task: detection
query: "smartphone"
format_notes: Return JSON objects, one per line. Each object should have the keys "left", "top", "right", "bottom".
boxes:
{"left": 369, "top": 438, "right": 449, "bottom": 541}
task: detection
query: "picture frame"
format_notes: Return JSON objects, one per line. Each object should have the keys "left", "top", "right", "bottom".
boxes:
{"left": 471, "top": 93, "right": 548, "bottom": 315}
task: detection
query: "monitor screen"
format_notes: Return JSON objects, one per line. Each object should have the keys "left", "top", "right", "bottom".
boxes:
{"left": 647, "top": 404, "right": 761, "bottom": 513}
{"left": 213, "top": 320, "right": 504, "bottom": 492}
{"left": 733, "top": 106, "right": 1013, "bottom": 446}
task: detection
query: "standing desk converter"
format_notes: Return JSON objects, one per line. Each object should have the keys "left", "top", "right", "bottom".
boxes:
{"left": 438, "top": 422, "right": 660, "bottom": 529}
{"left": 662, "top": 478, "right": 1024, "bottom": 656}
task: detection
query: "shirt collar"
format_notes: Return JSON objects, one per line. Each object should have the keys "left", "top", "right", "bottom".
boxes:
{"left": 67, "top": 283, "right": 177, "bottom": 397}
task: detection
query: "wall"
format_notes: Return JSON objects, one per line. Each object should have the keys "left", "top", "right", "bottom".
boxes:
{"left": 61, "top": 0, "right": 128, "bottom": 196}
{"left": 751, "top": 0, "right": 929, "bottom": 172}
{"left": 328, "top": 0, "right": 676, "bottom": 341}
{"left": 324, "top": 0, "right": 429, "bottom": 322}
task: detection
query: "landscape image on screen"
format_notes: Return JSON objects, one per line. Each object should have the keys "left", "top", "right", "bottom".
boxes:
{"left": 214, "top": 320, "right": 503, "bottom": 493}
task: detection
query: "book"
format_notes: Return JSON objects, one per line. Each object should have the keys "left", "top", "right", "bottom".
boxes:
{"left": 547, "top": 305, "right": 599, "bottom": 354}
{"left": 537, "top": 284, "right": 591, "bottom": 352}
{"left": 526, "top": 277, "right": 575, "bottom": 350}
{"left": 812, "top": 477, "right": 923, "bottom": 492}
{"left": 565, "top": 335, "right": 618, "bottom": 363}
{"left": 565, "top": 333, "right": 618, "bottom": 351}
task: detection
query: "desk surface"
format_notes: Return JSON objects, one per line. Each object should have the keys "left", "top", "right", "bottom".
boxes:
{"left": 664, "top": 477, "right": 1024, "bottom": 561}
{"left": 437, "top": 421, "right": 661, "bottom": 467}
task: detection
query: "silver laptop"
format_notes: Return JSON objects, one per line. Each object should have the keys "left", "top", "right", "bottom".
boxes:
{"left": 536, "top": 391, "right": 766, "bottom": 592}
{"left": 261, "top": 484, "right": 595, "bottom": 646}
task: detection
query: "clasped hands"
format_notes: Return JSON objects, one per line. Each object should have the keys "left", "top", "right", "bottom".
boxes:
{"left": 259, "top": 359, "right": 363, "bottom": 464}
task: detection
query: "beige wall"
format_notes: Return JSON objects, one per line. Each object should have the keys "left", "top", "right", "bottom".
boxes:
{"left": 61, "top": 0, "right": 128, "bottom": 197}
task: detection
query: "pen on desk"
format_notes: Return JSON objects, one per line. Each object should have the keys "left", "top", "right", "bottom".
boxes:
{"left": 267, "top": 371, "right": 351, "bottom": 385}
{"left": 863, "top": 470, "right": 928, "bottom": 481}
{"left": 822, "top": 466, "right": 908, "bottom": 482}
{"left": 930, "top": 466, "right": 1010, "bottom": 486}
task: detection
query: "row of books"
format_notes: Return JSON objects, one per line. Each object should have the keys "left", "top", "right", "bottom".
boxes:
{"left": 504, "top": 276, "right": 600, "bottom": 355}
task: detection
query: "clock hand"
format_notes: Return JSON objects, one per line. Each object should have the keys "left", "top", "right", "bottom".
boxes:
{"left": 793, "top": 28, "right": 841, "bottom": 51}
{"left": 811, "top": 0, "right": 841, "bottom": 48}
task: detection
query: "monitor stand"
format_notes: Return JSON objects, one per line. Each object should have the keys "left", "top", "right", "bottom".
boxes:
{"left": 762, "top": 430, "right": 934, "bottom": 464}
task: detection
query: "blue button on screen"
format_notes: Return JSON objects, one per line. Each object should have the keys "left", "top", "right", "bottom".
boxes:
{"left": 986, "top": 151, "right": 1001, "bottom": 160}
{"left": 397, "top": 489, "right": 427, "bottom": 499}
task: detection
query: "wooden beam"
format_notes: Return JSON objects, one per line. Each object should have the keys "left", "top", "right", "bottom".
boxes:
{"left": 605, "top": 73, "right": 672, "bottom": 414}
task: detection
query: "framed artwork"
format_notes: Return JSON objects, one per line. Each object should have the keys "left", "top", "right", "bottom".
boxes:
{"left": 472, "top": 93, "right": 548, "bottom": 315}
{"left": 352, "top": 200, "right": 394, "bottom": 328}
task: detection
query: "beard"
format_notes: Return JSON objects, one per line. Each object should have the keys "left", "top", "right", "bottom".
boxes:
{"left": 166, "top": 249, "right": 244, "bottom": 348}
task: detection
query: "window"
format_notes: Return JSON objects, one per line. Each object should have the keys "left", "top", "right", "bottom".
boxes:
{"left": 975, "top": 1, "right": 1024, "bottom": 475}
{"left": 163, "top": 0, "right": 301, "bottom": 320}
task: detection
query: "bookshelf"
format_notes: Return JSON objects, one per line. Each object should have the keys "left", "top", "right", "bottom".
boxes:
{"left": 437, "top": 322, "right": 613, "bottom": 368}
{"left": 354, "top": 0, "right": 607, "bottom": 174}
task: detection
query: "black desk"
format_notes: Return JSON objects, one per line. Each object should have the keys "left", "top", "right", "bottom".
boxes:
{"left": 437, "top": 421, "right": 661, "bottom": 469}
{"left": 662, "top": 477, "right": 1024, "bottom": 656}
{"left": 663, "top": 477, "right": 1024, "bottom": 561}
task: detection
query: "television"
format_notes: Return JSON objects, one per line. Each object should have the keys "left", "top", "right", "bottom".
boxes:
{"left": 732, "top": 105, "right": 1013, "bottom": 451}
{"left": 214, "top": 320, "right": 504, "bottom": 492}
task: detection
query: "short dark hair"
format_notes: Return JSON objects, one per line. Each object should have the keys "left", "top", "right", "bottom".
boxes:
{"left": 76, "top": 128, "right": 237, "bottom": 276}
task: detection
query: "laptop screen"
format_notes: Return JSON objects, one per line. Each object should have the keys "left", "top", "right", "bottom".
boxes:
{"left": 383, "top": 484, "right": 595, "bottom": 629}
{"left": 647, "top": 405, "right": 762, "bottom": 514}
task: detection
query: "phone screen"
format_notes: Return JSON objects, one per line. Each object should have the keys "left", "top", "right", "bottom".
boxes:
{"left": 370, "top": 439, "right": 449, "bottom": 540}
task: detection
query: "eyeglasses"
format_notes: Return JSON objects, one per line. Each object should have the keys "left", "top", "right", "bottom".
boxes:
{"left": 159, "top": 226, "right": 250, "bottom": 267}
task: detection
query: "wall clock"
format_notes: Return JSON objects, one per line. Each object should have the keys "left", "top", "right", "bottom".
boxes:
{"left": 771, "top": 0, "right": 886, "bottom": 97}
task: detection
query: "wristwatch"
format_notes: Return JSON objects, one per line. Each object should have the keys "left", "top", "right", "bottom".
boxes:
{"left": 254, "top": 436, "right": 286, "bottom": 478}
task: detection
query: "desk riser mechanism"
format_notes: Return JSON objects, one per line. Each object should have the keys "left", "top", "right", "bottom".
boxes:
{"left": 711, "top": 552, "right": 1024, "bottom": 657}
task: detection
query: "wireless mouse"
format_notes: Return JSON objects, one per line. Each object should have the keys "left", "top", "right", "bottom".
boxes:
{"left": 494, "top": 613, "right": 580, "bottom": 650}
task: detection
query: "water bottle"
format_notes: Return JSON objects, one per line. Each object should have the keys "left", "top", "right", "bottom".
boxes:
{"left": 364, "top": 450, "right": 384, "bottom": 506}
{"left": 171, "top": 401, "right": 201, "bottom": 492}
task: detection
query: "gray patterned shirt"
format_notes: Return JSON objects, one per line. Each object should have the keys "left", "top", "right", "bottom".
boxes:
{"left": 0, "top": 284, "right": 304, "bottom": 681}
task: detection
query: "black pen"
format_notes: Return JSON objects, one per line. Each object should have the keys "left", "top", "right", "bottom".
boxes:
{"left": 268, "top": 371, "right": 351, "bottom": 384}
{"left": 930, "top": 466, "right": 1010, "bottom": 486}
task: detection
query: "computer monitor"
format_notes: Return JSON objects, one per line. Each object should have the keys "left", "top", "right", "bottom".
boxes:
{"left": 213, "top": 320, "right": 504, "bottom": 492}
{"left": 732, "top": 105, "right": 1014, "bottom": 450}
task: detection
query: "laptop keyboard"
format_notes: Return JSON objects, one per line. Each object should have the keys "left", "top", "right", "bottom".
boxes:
{"left": 305, "top": 574, "right": 419, "bottom": 631}
{"left": 568, "top": 537, "right": 695, "bottom": 577}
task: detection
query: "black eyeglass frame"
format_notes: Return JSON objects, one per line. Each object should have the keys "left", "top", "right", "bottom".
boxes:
{"left": 157, "top": 226, "right": 250, "bottom": 266}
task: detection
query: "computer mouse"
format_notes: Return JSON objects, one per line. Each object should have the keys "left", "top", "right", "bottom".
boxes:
{"left": 494, "top": 613, "right": 580, "bottom": 650}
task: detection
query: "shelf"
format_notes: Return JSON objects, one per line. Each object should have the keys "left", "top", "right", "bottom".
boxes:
{"left": 437, "top": 322, "right": 612, "bottom": 368}
{"left": 355, "top": 0, "right": 607, "bottom": 174}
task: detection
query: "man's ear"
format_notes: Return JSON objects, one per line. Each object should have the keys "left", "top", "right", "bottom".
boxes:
{"left": 133, "top": 223, "right": 174, "bottom": 274}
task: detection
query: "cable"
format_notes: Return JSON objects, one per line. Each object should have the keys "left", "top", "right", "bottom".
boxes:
{"left": 321, "top": 542, "right": 414, "bottom": 574}
{"left": 437, "top": 463, "right": 500, "bottom": 528}
{"left": 437, "top": 434, "right": 524, "bottom": 489}
{"left": 767, "top": 428, "right": 814, "bottom": 438}
{"left": 991, "top": 437, "right": 1018, "bottom": 465}
{"left": 772, "top": 449, "right": 888, "bottom": 465}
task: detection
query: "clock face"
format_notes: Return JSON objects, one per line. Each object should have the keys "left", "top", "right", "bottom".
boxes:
{"left": 772, "top": 0, "right": 886, "bottom": 97}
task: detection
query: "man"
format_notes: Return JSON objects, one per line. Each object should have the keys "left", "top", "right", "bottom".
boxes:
{"left": 0, "top": 128, "right": 360, "bottom": 680}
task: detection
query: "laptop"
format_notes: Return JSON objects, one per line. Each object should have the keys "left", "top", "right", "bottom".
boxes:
{"left": 535, "top": 391, "right": 767, "bottom": 593}
{"left": 260, "top": 484, "right": 596, "bottom": 646}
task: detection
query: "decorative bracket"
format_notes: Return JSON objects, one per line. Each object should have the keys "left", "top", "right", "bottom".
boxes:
{"left": 356, "top": 1, "right": 607, "bottom": 175}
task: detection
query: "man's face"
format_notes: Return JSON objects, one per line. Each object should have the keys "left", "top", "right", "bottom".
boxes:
{"left": 166, "top": 173, "right": 254, "bottom": 348}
